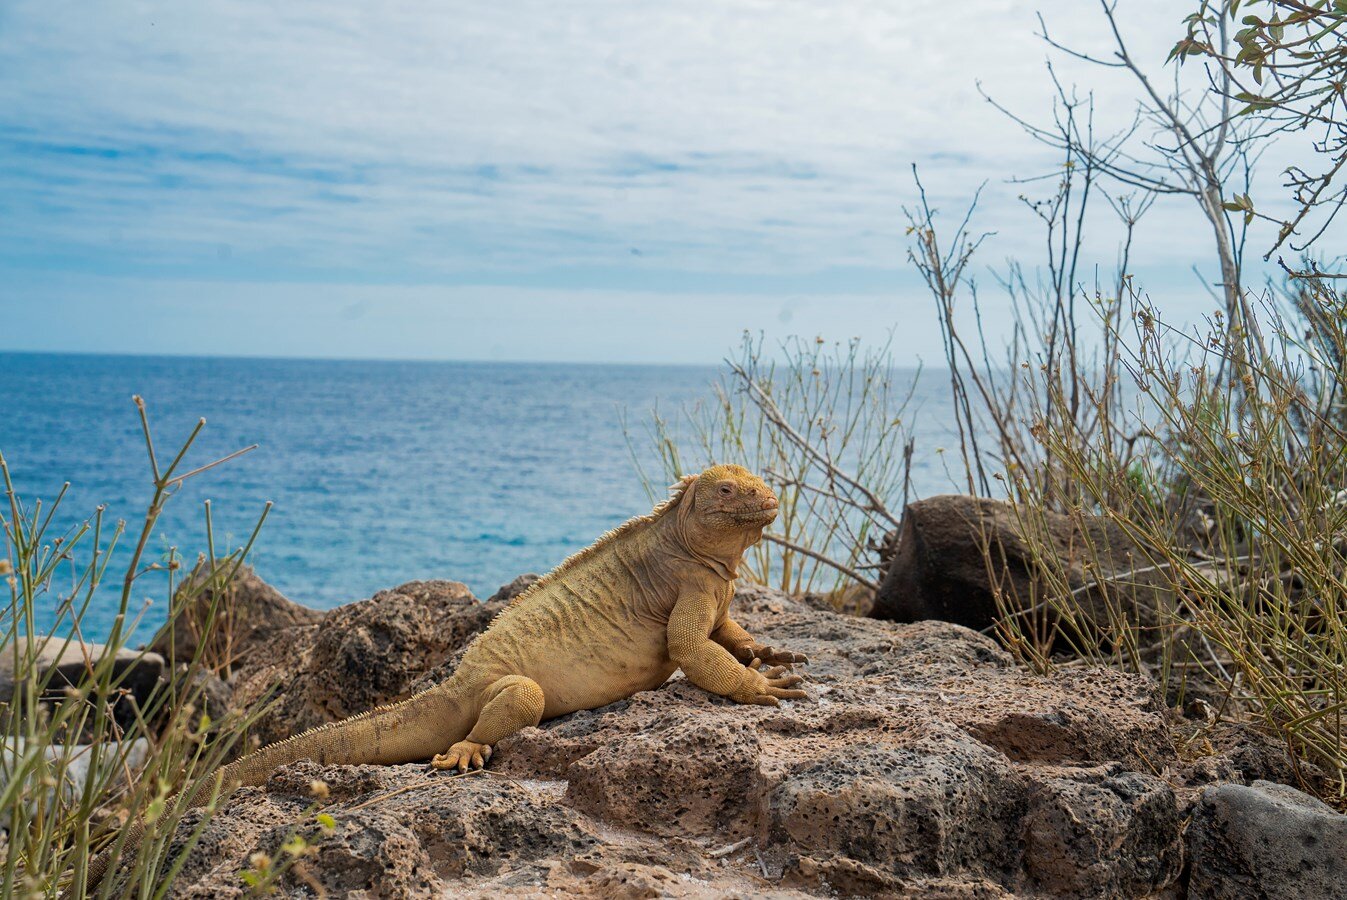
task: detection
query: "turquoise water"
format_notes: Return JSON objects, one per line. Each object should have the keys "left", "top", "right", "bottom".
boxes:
{"left": 2, "top": 352, "right": 951, "bottom": 637}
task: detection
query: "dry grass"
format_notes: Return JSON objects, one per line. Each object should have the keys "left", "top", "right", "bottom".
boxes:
{"left": 913, "top": 149, "right": 1347, "bottom": 802}
{"left": 627, "top": 331, "right": 916, "bottom": 603}
{"left": 1, "top": 398, "right": 274, "bottom": 897}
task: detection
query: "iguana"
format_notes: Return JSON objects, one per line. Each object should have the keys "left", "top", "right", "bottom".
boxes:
{"left": 77, "top": 464, "right": 806, "bottom": 895}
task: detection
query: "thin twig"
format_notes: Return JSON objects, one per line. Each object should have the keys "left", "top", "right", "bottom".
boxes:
{"left": 707, "top": 836, "right": 752, "bottom": 858}
{"left": 761, "top": 533, "right": 878, "bottom": 591}
{"left": 165, "top": 445, "right": 260, "bottom": 488}
{"left": 732, "top": 366, "right": 900, "bottom": 528}
{"left": 344, "top": 770, "right": 480, "bottom": 813}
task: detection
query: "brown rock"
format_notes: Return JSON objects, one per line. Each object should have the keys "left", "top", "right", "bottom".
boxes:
{"left": 149, "top": 562, "right": 321, "bottom": 676}
{"left": 486, "top": 573, "right": 541, "bottom": 604}
{"left": 948, "top": 668, "right": 1175, "bottom": 770}
{"left": 735, "top": 582, "right": 1015, "bottom": 681}
{"left": 871, "top": 494, "right": 1174, "bottom": 638}
{"left": 152, "top": 758, "right": 788, "bottom": 900}
{"left": 231, "top": 580, "right": 491, "bottom": 743}
{"left": 566, "top": 718, "right": 762, "bottom": 838}
{"left": 783, "top": 857, "right": 1015, "bottom": 899}
{"left": 1021, "top": 765, "right": 1183, "bottom": 897}
{"left": 165, "top": 667, "right": 234, "bottom": 740}
{"left": 768, "top": 722, "right": 1026, "bottom": 883}
{"left": 153, "top": 760, "right": 595, "bottom": 899}
{"left": 1172, "top": 720, "right": 1329, "bottom": 801}
{"left": 152, "top": 583, "right": 1215, "bottom": 898}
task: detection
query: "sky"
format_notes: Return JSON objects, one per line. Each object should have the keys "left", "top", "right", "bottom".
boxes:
{"left": 0, "top": 0, "right": 1301, "bottom": 364}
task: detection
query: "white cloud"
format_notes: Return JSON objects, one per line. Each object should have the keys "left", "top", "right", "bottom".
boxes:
{"left": 0, "top": 0, "right": 1299, "bottom": 358}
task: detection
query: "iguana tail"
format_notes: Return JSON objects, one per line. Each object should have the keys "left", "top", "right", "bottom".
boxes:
{"left": 73, "top": 679, "right": 472, "bottom": 897}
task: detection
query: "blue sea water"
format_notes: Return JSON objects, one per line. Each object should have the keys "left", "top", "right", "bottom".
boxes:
{"left": 2, "top": 352, "right": 957, "bottom": 639}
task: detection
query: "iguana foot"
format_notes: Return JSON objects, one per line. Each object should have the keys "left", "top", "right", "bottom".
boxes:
{"left": 730, "top": 659, "right": 808, "bottom": 707}
{"left": 733, "top": 643, "right": 809, "bottom": 667}
{"left": 432, "top": 740, "right": 492, "bottom": 773}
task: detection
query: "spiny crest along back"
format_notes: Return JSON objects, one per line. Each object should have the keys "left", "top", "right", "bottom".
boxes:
{"left": 504, "top": 472, "right": 701, "bottom": 607}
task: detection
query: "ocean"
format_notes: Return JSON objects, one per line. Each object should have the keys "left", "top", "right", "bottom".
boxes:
{"left": 2, "top": 352, "right": 958, "bottom": 638}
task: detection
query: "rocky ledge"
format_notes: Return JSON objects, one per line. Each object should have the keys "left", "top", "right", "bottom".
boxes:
{"left": 139, "top": 576, "right": 1336, "bottom": 899}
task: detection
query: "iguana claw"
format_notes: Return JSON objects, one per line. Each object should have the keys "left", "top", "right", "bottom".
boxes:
{"left": 734, "top": 643, "right": 808, "bottom": 667}
{"left": 730, "top": 657, "right": 809, "bottom": 706}
{"left": 432, "top": 740, "right": 492, "bottom": 773}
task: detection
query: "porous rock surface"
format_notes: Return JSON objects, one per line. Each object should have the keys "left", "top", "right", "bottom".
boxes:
{"left": 153, "top": 580, "right": 1235, "bottom": 898}
{"left": 230, "top": 580, "right": 502, "bottom": 744}
{"left": 150, "top": 563, "right": 323, "bottom": 673}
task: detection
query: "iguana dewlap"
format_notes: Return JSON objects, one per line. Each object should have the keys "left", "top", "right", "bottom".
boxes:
{"left": 80, "top": 465, "right": 806, "bottom": 894}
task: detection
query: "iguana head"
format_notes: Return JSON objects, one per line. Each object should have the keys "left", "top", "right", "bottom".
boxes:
{"left": 667, "top": 465, "right": 777, "bottom": 578}
{"left": 671, "top": 464, "right": 778, "bottom": 550}
{"left": 691, "top": 464, "right": 779, "bottom": 529}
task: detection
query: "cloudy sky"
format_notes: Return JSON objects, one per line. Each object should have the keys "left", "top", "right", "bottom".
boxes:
{"left": 1, "top": 1, "right": 1289, "bottom": 363}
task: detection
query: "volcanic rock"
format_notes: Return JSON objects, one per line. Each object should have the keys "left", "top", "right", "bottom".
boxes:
{"left": 150, "top": 581, "right": 1199, "bottom": 898}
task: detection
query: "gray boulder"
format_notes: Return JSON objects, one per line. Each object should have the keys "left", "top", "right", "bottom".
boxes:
{"left": 1187, "top": 779, "right": 1347, "bottom": 899}
{"left": 0, "top": 638, "right": 165, "bottom": 736}
{"left": 1022, "top": 767, "right": 1182, "bottom": 897}
{"left": 0, "top": 638, "right": 163, "bottom": 700}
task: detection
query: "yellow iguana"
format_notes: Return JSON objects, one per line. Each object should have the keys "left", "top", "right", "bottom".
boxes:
{"left": 78, "top": 465, "right": 806, "bottom": 895}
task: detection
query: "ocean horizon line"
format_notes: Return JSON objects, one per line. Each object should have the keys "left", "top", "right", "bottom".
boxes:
{"left": 0, "top": 347, "right": 935, "bottom": 371}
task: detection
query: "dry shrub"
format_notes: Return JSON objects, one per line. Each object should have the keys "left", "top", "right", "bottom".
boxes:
{"left": 1, "top": 399, "right": 276, "bottom": 896}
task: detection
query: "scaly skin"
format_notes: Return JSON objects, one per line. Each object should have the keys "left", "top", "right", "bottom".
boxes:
{"left": 75, "top": 465, "right": 805, "bottom": 896}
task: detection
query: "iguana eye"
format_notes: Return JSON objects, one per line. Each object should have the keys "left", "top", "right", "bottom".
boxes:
{"left": 718, "top": 483, "right": 734, "bottom": 496}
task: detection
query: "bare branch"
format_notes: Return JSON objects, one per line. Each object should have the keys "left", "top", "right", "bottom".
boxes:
{"left": 761, "top": 532, "right": 880, "bottom": 591}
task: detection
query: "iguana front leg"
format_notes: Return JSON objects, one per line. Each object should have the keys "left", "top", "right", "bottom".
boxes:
{"left": 668, "top": 591, "right": 806, "bottom": 707}
{"left": 711, "top": 616, "right": 809, "bottom": 668}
